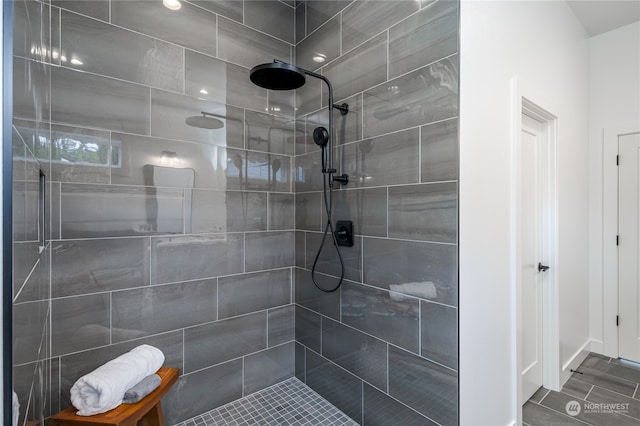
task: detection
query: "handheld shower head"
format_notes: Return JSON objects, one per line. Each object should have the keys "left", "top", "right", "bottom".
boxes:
{"left": 313, "top": 127, "right": 329, "bottom": 148}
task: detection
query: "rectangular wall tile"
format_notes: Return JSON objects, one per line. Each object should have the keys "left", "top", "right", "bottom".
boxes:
{"left": 185, "top": 50, "right": 267, "bottom": 112}
{"left": 188, "top": 190, "right": 267, "bottom": 233}
{"left": 150, "top": 89, "right": 244, "bottom": 148}
{"left": 305, "top": 232, "right": 361, "bottom": 282}
{"left": 421, "top": 301, "right": 457, "bottom": 370}
{"left": 388, "top": 183, "right": 457, "bottom": 243}
{"left": 61, "top": 11, "right": 184, "bottom": 92}
{"left": 342, "top": 281, "right": 419, "bottom": 353}
{"left": 295, "top": 76, "right": 322, "bottom": 117}
{"left": 295, "top": 231, "right": 306, "bottom": 267}
{"left": 389, "top": 0, "right": 458, "bottom": 78}
{"left": 268, "top": 305, "right": 295, "bottom": 347}
{"left": 306, "top": 349, "right": 362, "bottom": 423}
{"left": 342, "top": 129, "right": 420, "bottom": 187}
{"left": 245, "top": 231, "right": 295, "bottom": 271}
{"left": 363, "top": 383, "right": 436, "bottom": 425}
{"left": 111, "top": 279, "right": 217, "bottom": 342}
{"left": 327, "top": 187, "right": 387, "bottom": 237}
{"left": 49, "top": 124, "right": 111, "bottom": 184}
{"left": 334, "top": 93, "right": 363, "bottom": 144}
{"left": 218, "top": 17, "right": 291, "bottom": 69}
{"left": 14, "top": 0, "right": 53, "bottom": 63}
{"left": 245, "top": 1, "right": 294, "bottom": 44}
{"left": 295, "top": 3, "right": 305, "bottom": 44}
{"left": 51, "top": 238, "right": 149, "bottom": 298}
{"left": 269, "top": 193, "right": 294, "bottom": 230}
{"left": 222, "top": 148, "right": 292, "bottom": 192}
{"left": 389, "top": 346, "right": 458, "bottom": 425}
{"left": 322, "top": 32, "right": 387, "bottom": 102}
{"left": 305, "top": 0, "right": 352, "bottom": 36}
{"left": 244, "top": 342, "right": 295, "bottom": 394}
{"left": 51, "top": 293, "right": 110, "bottom": 356}
{"left": 363, "top": 56, "right": 458, "bottom": 138}
{"left": 151, "top": 234, "right": 244, "bottom": 284}
{"left": 322, "top": 317, "right": 388, "bottom": 391}
{"left": 363, "top": 237, "right": 457, "bottom": 307}
{"left": 51, "top": 66, "right": 149, "bottom": 134}
{"left": 218, "top": 269, "right": 291, "bottom": 319}
{"left": 295, "top": 342, "right": 306, "bottom": 382}
{"left": 295, "top": 192, "right": 321, "bottom": 231}
{"left": 111, "top": 133, "right": 219, "bottom": 189}
{"left": 245, "top": 110, "right": 296, "bottom": 155}
{"left": 421, "top": 118, "right": 458, "bottom": 182}
{"left": 188, "top": 0, "right": 243, "bottom": 23}
{"left": 295, "top": 305, "right": 321, "bottom": 353}
{"left": 296, "top": 15, "right": 340, "bottom": 72}
{"left": 294, "top": 152, "right": 324, "bottom": 192}
{"left": 184, "top": 312, "right": 267, "bottom": 372}
{"left": 112, "top": 1, "right": 217, "bottom": 57}
{"left": 60, "top": 184, "right": 184, "bottom": 238}
{"left": 58, "top": 330, "right": 183, "bottom": 408}
{"left": 164, "top": 360, "right": 243, "bottom": 425}
{"left": 13, "top": 300, "right": 49, "bottom": 364}
{"left": 14, "top": 245, "right": 49, "bottom": 304}
{"left": 14, "top": 58, "right": 50, "bottom": 122}
{"left": 341, "top": 0, "right": 419, "bottom": 53}
{"left": 52, "top": 0, "right": 108, "bottom": 21}
{"left": 295, "top": 268, "right": 341, "bottom": 320}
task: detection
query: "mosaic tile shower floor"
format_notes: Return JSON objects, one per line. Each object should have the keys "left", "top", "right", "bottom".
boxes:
{"left": 174, "top": 377, "right": 359, "bottom": 426}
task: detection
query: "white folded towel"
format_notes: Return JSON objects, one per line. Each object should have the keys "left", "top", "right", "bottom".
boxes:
{"left": 389, "top": 281, "right": 437, "bottom": 301}
{"left": 12, "top": 390, "right": 19, "bottom": 426}
{"left": 70, "top": 344, "right": 165, "bottom": 416}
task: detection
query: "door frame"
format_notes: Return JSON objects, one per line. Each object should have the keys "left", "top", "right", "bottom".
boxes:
{"left": 602, "top": 122, "right": 640, "bottom": 358}
{"left": 511, "top": 78, "right": 560, "bottom": 420}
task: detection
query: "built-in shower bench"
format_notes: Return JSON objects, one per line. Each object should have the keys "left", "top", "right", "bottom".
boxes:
{"left": 49, "top": 367, "right": 179, "bottom": 426}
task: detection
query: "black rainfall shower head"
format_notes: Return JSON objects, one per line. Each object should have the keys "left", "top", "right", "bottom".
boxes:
{"left": 250, "top": 61, "right": 306, "bottom": 91}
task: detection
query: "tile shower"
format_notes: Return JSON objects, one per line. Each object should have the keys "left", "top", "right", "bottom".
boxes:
{"left": 11, "top": 0, "right": 458, "bottom": 425}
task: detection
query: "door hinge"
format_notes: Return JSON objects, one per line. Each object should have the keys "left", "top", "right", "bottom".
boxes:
{"left": 617, "top": 315, "right": 619, "bottom": 326}
{"left": 617, "top": 155, "right": 620, "bottom": 165}
{"left": 617, "top": 235, "right": 619, "bottom": 246}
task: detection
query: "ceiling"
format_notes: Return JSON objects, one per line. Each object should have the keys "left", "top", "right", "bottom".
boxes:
{"left": 567, "top": 0, "right": 640, "bottom": 37}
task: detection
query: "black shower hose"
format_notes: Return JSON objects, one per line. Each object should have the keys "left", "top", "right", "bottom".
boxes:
{"left": 310, "top": 145, "right": 345, "bottom": 293}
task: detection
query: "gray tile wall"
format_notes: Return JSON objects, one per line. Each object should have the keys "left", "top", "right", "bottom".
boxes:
{"left": 13, "top": 1, "right": 296, "bottom": 424}
{"left": 12, "top": 1, "right": 53, "bottom": 424}
{"left": 294, "top": 1, "right": 459, "bottom": 425}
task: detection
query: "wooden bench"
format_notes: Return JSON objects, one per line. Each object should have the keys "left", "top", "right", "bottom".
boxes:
{"left": 50, "top": 367, "right": 179, "bottom": 426}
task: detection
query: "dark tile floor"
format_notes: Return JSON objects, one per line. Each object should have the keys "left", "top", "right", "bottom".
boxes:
{"left": 524, "top": 352, "right": 640, "bottom": 425}
{"left": 175, "top": 377, "right": 358, "bottom": 426}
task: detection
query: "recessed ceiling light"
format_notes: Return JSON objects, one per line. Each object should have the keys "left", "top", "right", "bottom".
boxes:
{"left": 70, "top": 58, "right": 83, "bottom": 65}
{"left": 199, "top": 88, "right": 208, "bottom": 95}
{"left": 312, "top": 54, "right": 326, "bottom": 63}
{"left": 60, "top": 55, "right": 67, "bottom": 62}
{"left": 163, "top": 0, "right": 182, "bottom": 10}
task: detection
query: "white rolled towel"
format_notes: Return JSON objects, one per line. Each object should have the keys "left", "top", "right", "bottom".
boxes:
{"left": 389, "top": 281, "right": 437, "bottom": 301}
{"left": 70, "top": 344, "right": 165, "bottom": 416}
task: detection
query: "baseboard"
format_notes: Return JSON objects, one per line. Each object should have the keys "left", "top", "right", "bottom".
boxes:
{"left": 560, "top": 339, "right": 591, "bottom": 386}
{"left": 589, "top": 339, "right": 604, "bottom": 354}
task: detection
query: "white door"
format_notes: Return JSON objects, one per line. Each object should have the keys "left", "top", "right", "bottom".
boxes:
{"left": 520, "top": 113, "right": 546, "bottom": 400}
{"left": 619, "top": 132, "right": 640, "bottom": 362}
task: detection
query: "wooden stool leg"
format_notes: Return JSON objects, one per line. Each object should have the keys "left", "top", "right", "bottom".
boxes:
{"left": 138, "top": 401, "right": 163, "bottom": 426}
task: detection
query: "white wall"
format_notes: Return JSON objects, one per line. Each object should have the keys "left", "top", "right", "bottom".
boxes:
{"left": 588, "top": 21, "right": 640, "bottom": 355}
{"left": 459, "top": 1, "right": 590, "bottom": 424}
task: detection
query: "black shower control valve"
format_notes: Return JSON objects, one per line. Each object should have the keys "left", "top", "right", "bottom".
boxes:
{"left": 332, "top": 174, "right": 349, "bottom": 185}
{"left": 334, "top": 221, "right": 354, "bottom": 247}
